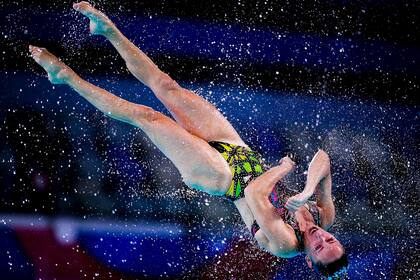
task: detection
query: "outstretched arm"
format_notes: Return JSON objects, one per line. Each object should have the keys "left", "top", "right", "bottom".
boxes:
{"left": 244, "top": 158, "right": 299, "bottom": 257}
{"left": 285, "top": 149, "right": 335, "bottom": 228}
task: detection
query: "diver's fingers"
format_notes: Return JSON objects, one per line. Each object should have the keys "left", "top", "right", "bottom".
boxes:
{"left": 285, "top": 203, "right": 298, "bottom": 212}
{"left": 286, "top": 198, "right": 301, "bottom": 207}
{"left": 285, "top": 199, "right": 304, "bottom": 212}
{"left": 286, "top": 205, "right": 297, "bottom": 212}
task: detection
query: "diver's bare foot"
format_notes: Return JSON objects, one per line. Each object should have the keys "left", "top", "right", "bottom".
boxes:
{"left": 29, "top": 45, "right": 75, "bottom": 84}
{"left": 73, "top": 1, "right": 116, "bottom": 37}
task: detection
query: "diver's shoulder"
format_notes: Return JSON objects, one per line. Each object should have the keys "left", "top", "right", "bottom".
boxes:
{"left": 270, "top": 231, "right": 301, "bottom": 258}
{"left": 271, "top": 241, "right": 300, "bottom": 258}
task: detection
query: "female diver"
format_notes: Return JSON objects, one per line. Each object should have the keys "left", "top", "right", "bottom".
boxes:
{"left": 29, "top": 2, "right": 348, "bottom": 278}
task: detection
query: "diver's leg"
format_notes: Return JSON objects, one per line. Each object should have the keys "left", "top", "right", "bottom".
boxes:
{"left": 73, "top": 2, "right": 247, "bottom": 146}
{"left": 28, "top": 45, "right": 232, "bottom": 195}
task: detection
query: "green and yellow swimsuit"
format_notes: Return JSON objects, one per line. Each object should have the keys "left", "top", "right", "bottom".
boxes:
{"left": 208, "top": 141, "right": 268, "bottom": 200}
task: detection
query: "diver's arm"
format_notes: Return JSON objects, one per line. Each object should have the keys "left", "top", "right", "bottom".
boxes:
{"left": 246, "top": 157, "right": 295, "bottom": 197}
{"left": 305, "top": 150, "right": 335, "bottom": 210}
{"left": 244, "top": 159, "right": 298, "bottom": 256}
{"left": 244, "top": 186, "right": 298, "bottom": 257}
{"left": 315, "top": 172, "right": 335, "bottom": 229}
{"left": 285, "top": 149, "right": 335, "bottom": 227}
{"left": 304, "top": 149, "right": 331, "bottom": 201}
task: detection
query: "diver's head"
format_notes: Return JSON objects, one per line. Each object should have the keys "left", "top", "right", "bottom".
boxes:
{"left": 303, "top": 225, "right": 348, "bottom": 278}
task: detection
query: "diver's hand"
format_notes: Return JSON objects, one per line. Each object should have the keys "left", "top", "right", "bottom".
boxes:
{"left": 279, "top": 156, "right": 296, "bottom": 171}
{"left": 285, "top": 191, "right": 311, "bottom": 212}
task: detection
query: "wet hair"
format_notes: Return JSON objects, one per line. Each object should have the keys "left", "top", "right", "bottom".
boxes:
{"left": 312, "top": 252, "right": 349, "bottom": 279}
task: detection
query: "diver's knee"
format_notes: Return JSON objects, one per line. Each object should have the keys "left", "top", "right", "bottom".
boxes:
{"left": 132, "top": 105, "right": 161, "bottom": 127}
{"left": 125, "top": 62, "right": 138, "bottom": 75}
{"left": 153, "top": 73, "right": 180, "bottom": 93}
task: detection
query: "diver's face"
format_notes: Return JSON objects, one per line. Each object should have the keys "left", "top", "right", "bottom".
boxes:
{"left": 304, "top": 226, "right": 344, "bottom": 264}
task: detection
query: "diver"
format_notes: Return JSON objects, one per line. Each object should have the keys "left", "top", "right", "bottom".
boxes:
{"left": 29, "top": 2, "right": 348, "bottom": 278}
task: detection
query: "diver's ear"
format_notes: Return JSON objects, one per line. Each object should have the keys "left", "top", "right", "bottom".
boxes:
{"left": 305, "top": 255, "right": 313, "bottom": 269}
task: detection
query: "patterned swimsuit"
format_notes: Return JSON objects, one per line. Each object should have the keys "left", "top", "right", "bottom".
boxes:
{"left": 208, "top": 141, "right": 321, "bottom": 250}
{"left": 208, "top": 141, "right": 267, "bottom": 200}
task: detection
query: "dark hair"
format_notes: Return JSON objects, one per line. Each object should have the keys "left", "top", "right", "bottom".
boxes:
{"left": 313, "top": 252, "right": 349, "bottom": 279}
